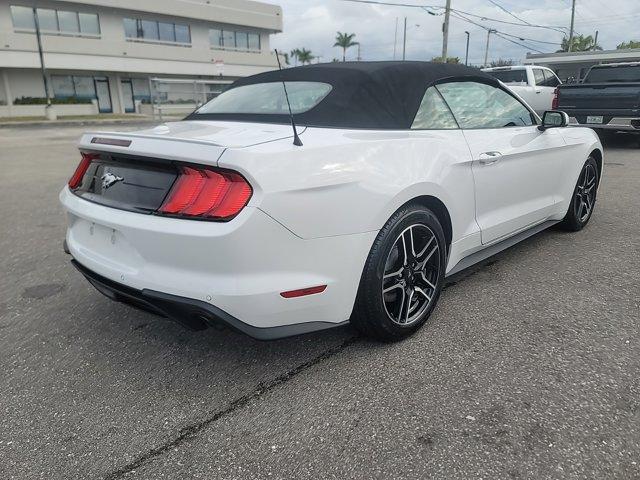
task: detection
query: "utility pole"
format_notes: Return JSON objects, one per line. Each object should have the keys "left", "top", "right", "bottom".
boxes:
{"left": 357, "top": 43, "right": 361, "bottom": 61}
{"left": 402, "top": 17, "right": 407, "bottom": 61}
{"left": 441, "top": 0, "right": 452, "bottom": 62}
{"left": 593, "top": 30, "right": 599, "bottom": 50}
{"left": 393, "top": 17, "right": 398, "bottom": 60}
{"left": 483, "top": 29, "right": 496, "bottom": 67}
{"left": 32, "top": 7, "right": 53, "bottom": 115}
{"left": 568, "top": 0, "right": 576, "bottom": 52}
{"left": 464, "top": 31, "right": 470, "bottom": 66}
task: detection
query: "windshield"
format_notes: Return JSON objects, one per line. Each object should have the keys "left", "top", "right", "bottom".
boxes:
{"left": 195, "top": 81, "right": 332, "bottom": 115}
{"left": 585, "top": 65, "right": 640, "bottom": 83}
{"left": 485, "top": 70, "right": 527, "bottom": 84}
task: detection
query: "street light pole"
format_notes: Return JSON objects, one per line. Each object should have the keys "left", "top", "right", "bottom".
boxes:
{"left": 568, "top": 0, "right": 576, "bottom": 52}
{"left": 464, "top": 31, "right": 470, "bottom": 66}
{"left": 402, "top": 17, "right": 407, "bottom": 61}
{"left": 393, "top": 17, "right": 398, "bottom": 60}
{"left": 32, "top": 7, "right": 52, "bottom": 109}
{"left": 483, "top": 29, "right": 496, "bottom": 67}
{"left": 441, "top": 0, "right": 452, "bottom": 62}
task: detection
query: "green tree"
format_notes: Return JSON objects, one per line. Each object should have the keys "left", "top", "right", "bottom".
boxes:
{"left": 296, "top": 48, "right": 314, "bottom": 65}
{"left": 431, "top": 56, "right": 460, "bottom": 64}
{"left": 617, "top": 40, "right": 640, "bottom": 49}
{"left": 557, "top": 34, "right": 602, "bottom": 52}
{"left": 490, "top": 58, "right": 515, "bottom": 67}
{"left": 290, "top": 48, "right": 301, "bottom": 66}
{"left": 334, "top": 32, "right": 358, "bottom": 61}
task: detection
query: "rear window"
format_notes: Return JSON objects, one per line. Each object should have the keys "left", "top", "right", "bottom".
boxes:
{"left": 485, "top": 69, "right": 527, "bottom": 84}
{"left": 196, "top": 81, "right": 332, "bottom": 115}
{"left": 585, "top": 65, "right": 640, "bottom": 83}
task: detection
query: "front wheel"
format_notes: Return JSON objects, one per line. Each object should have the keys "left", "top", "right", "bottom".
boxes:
{"left": 351, "top": 204, "right": 446, "bottom": 341}
{"left": 558, "top": 156, "right": 599, "bottom": 232}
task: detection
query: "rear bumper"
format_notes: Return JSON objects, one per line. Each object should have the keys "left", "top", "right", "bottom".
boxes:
{"left": 60, "top": 186, "right": 375, "bottom": 333}
{"left": 71, "top": 259, "right": 347, "bottom": 340}
{"left": 569, "top": 116, "right": 640, "bottom": 131}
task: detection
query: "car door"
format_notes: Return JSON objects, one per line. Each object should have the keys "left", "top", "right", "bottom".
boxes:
{"left": 529, "top": 68, "right": 549, "bottom": 113}
{"left": 436, "top": 80, "right": 567, "bottom": 245}
{"left": 541, "top": 69, "right": 561, "bottom": 110}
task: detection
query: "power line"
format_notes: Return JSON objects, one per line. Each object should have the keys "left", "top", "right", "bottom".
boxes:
{"left": 339, "top": 0, "right": 568, "bottom": 32}
{"left": 485, "top": 0, "right": 533, "bottom": 26}
{"left": 450, "top": 10, "right": 546, "bottom": 54}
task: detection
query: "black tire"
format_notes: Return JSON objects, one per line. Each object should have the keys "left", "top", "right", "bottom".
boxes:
{"left": 558, "top": 156, "right": 599, "bottom": 232}
{"left": 351, "top": 204, "right": 447, "bottom": 341}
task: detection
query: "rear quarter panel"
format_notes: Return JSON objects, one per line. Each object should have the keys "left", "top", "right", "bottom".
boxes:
{"left": 218, "top": 127, "right": 478, "bottom": 242}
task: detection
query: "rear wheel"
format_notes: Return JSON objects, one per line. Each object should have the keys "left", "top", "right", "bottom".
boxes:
{"left": 558, "top": 156, "right": 599, "bottom": 231}
{"left": 351, "top": 204, "right": 446, "bottom": 341}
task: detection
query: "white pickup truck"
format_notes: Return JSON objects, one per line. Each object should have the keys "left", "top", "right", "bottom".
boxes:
{"left": 482, "top": 65, "right": 562, "bottom": 115}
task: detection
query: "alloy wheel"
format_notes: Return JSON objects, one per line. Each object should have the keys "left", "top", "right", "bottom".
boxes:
{"left": 575, "top": 162, "right": 597, "bottom": 223}
{"left": 382, "top": 224, "right": 440, "bottom": 326}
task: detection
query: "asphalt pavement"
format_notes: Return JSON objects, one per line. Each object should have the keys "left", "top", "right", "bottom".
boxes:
{"left": 0, "top": 124, "right": 638, "bottom": 479}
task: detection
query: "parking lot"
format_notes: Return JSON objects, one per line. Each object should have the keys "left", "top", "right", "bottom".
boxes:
{"left": 0, "top": 123, "right": 638, "bottom": 479}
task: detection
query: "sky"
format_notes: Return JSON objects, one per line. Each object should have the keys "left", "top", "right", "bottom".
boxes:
{"left": 269, "top": 0, "right": 640, "bottom": 65}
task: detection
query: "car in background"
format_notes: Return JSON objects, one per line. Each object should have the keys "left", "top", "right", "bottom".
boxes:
{"left": 483, "top": 65, "right": 562, "bottom": 115}
{"left": 60, "top": 62, "right": 602, "bottom": 342}
{"left": 557, "top": 62, "right": 640, "bottom": 138}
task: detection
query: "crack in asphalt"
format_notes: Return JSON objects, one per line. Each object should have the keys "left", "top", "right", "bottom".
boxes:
{"left": 104, "top": 334, "right": 361, "bottom": 479}
{"left": 104, "top": 257, "right": 489, "bottom": 479}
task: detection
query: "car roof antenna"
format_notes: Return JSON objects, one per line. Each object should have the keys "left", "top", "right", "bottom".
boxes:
{"left": 274, "top": 49, "right": 303, "bottom": 147}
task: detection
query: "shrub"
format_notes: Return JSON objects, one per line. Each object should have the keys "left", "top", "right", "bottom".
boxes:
{"left": 13, "top": 96, "right": 93, "bottom": 105}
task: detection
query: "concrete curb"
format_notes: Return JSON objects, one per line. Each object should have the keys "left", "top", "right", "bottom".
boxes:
{"left": 0, "top": 116, "right": 183, "bottom": 128}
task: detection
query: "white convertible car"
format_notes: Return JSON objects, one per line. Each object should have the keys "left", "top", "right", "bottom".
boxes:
{"left": 60, "top": 62, "right": 602, "bottom": 341}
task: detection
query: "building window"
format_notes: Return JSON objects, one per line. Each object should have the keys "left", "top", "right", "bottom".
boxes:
{"left": 124, "top": 18, "right": 191, "bottom": 45}
{"left": 248, "top": 33, "right": 260, "bottom": 51}
{"left": 79, "top": 13, "right": 100, "bottom": 35}
{"left": 10, "top": 6, "right": 35, "bottom": 29}
{"left": 57, "top": 10, "right": 80, "bottom": 33}
{"left": 36, "top": 9, "right": 58, "bottom": 31}
{"left": 51, "top": 75, "right": 98, "bottom": 100}
{"left": 209, "top": 28, "right": 261, "bottom": 52}
{"left": 175, "top": 24, "right": 190, "bottom": 44}
{"left": 11, "top": 6, "right": 100, "bottom": 37}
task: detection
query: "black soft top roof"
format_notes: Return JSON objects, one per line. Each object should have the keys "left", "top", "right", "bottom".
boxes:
{"left": 188, "top": 61, "right": 500, "bottom": 129}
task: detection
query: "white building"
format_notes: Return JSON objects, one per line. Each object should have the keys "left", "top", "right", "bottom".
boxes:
{"left": 0, "top": 0, "right": 282, "bottom": 117}
{"left": 525, "top": 49, "right": 640, "bottom": 83}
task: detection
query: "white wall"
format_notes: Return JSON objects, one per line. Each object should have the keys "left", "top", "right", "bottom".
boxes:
{"left": 7, "top": 69, "right": 46, "bottom": 101}
{"left": 0, "top": 102, "right": 98, "bottom": 118}
{"left": 0, "top": 0, "right": 279, "bottom": 76}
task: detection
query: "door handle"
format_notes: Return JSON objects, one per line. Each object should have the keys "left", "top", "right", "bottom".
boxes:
{"left": 478, "top": 151, "right": 502, "bottom": 165}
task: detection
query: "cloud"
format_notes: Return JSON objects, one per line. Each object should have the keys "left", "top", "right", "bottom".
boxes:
{"left": 270, "top": 0, "right": 640, "bottom": 64}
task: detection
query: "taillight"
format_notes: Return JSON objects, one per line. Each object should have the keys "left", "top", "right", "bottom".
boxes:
{"left": 68, "top": 153, "right": 97, "bottom": 189}
{"left": 552, "top": 87, "right": 559, "bottom": 110}
{"left": 159, "top": 166, "right": 252, "bottom": 220}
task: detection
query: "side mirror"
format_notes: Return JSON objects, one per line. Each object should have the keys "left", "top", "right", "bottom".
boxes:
{"left": 538, "top": 110, "right": 569, "bottom": 131}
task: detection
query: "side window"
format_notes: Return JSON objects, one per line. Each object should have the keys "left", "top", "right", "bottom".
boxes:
{"left": 436, "top": 81, "right": 534, "bottom": 129}
{"left": 542, "top": 69, "right": 560, "bottom": 87}
{"left": 411, "top": 87, "right": 458, "bottom": 130}
{"left": 532, "top": 69, "right": 545, "bottom": 86}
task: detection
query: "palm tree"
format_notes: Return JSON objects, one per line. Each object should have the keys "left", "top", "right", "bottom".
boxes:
{"left": 334, "top": 32, "right": 358, "bottom": 62}
{"left": 557, "top": 34, "right": 602, "bottom": 52}
{"left": 290, "top": 48, "right": 301, "bottom": 66}
{"left": 296, "top": 48, "right": 314, "bottom": 65}
{"left": 617, "top": 40, "right": 640, "bottom": 50}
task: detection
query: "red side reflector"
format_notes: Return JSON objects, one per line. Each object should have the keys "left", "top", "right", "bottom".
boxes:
{"left": 68, "top": 153, "right": 98, "bottom": 189}
{"left": 551, "top": 87, "right": 559, "bottom": 110}
{"left": 280, "top": 285, "right": 327, "bottom": 298}
{"left": 159, "top": 166, "right": 252, "bottom": 220}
